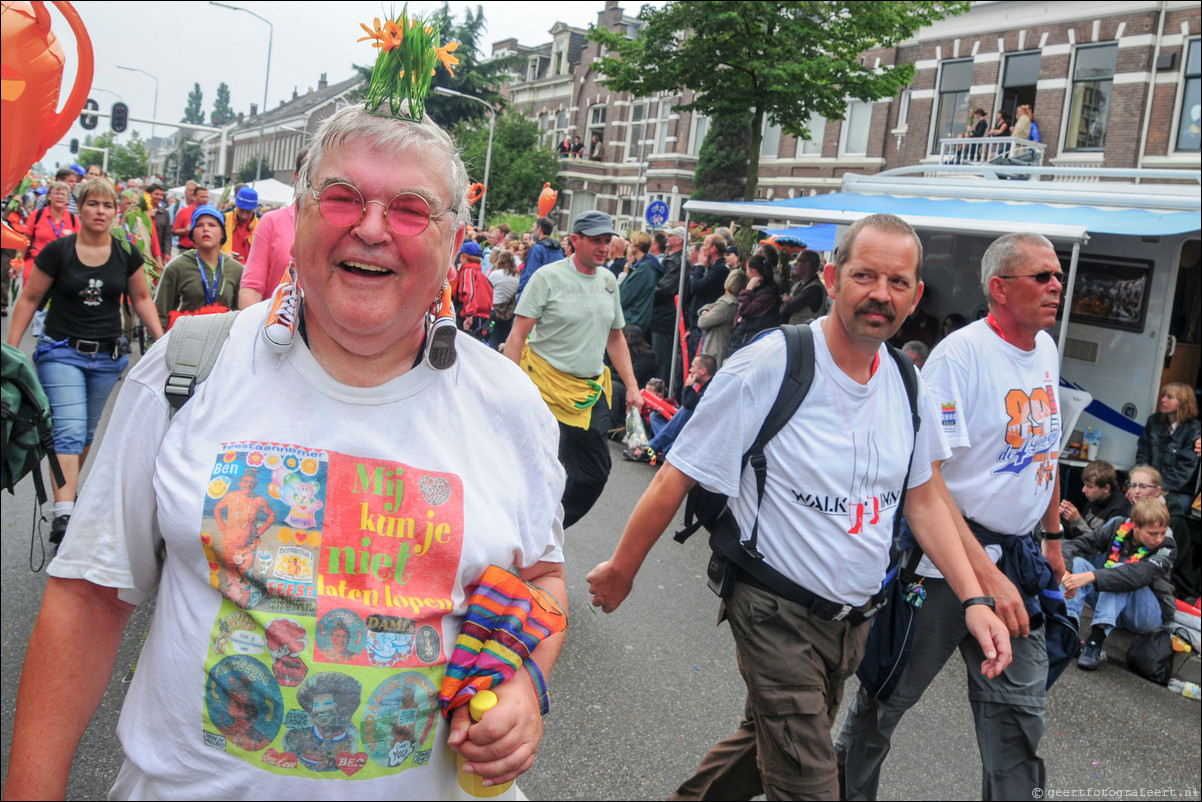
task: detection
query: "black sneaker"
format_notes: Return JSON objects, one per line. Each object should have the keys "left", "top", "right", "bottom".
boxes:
{"left": 49, "top": 514, "right": 70, "bottom": 546}
{"left": 1077, "top": 643, "right": 1106, "bottom": 670}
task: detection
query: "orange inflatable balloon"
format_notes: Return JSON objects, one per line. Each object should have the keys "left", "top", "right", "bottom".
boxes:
{"left": 537, "top": 182, "right": 557, "bottom": 217}
{"left": 1, "top": 1, "right": 94, "bottom": 198}
{"left": 466, "top": 182, "right": 486, "bottom": 207}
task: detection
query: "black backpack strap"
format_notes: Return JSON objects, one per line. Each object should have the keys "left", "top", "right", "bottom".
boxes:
{"left": 876, "top": 343, "right": 923, "bottom": 593}
{"left": 741, "top": 324, "right": 814, "bottom": 557}
{"left": 673, "top": 325, "right": 815, "bottom": 544}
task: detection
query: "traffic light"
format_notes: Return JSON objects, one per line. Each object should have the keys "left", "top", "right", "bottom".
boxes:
{"left": 80, "top": 98, "right": 99, "bottom": 130}
{"left": 70, "top": 138, "right": 79, "bottom": 154}
{"left": 111, "top": 102, "right": 128, "bottom": 133}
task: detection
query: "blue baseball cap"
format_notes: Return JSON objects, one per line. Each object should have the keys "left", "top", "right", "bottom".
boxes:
{"left": 459, "top": 241, "right": 482, "bottom": 257}
{"left": 69, "top": 164, "right": 87, "bottom": 176}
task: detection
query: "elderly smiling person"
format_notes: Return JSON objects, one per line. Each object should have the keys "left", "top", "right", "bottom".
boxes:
{"left": 6, "top": 55, "right": 567, "bottom": 801}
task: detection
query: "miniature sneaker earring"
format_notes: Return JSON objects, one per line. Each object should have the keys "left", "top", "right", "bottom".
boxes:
{"left": 262, "top": 264, "right": 301, "bottom": 353}
{"left": 426, "top": 280, "right": 457, "bottom": 370}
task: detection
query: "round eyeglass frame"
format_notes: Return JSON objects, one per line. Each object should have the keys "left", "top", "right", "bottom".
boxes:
{"left": 309, "top": 182, "right": 456, "bottom": 237}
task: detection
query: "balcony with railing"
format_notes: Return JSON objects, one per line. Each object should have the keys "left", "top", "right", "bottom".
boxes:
{"left": 937, "top": 136, "right": 1046, "bottom": 168}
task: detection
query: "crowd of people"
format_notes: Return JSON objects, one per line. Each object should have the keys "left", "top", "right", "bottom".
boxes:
{"left": 3, "top": 165, "right": 298, "bottom": 549}
{"left": 952, "top": 103, "right": 1042, "bottom": 163}
{"left": 3, "top": 118, "right": 1198, "bottom": 802}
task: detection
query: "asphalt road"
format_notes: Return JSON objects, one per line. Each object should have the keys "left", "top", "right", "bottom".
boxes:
{"left": 2, "top": 319, "right": 1199, "bottom": 800}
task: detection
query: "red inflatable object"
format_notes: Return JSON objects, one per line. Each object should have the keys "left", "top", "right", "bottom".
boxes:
{"left": 1, "top": 1, "right": 93, "bottom": 247}
{"left": 466, "top": 182, "right": 485, "bottom": 207}
{"left": 537, "top": 182, "right": 557, "bottom": 217}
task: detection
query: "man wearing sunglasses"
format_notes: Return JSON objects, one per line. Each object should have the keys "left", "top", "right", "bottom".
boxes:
{"left": 839, "top": 232, "right": 1070, "bottom": 801}
{"left": 7, "top": 105, "right": 569, "bottom": 799}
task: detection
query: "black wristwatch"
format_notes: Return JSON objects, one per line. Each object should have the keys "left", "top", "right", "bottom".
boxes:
{"left": 1039, "top": 524, "right": 1063, "bottom": 541}
{"left": 962, "top": 595, "right": 996, "bottom": 611}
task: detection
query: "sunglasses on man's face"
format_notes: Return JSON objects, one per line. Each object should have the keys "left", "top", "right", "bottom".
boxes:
{"left": 998, "top": 270, "right": 1067, "bottom": 285}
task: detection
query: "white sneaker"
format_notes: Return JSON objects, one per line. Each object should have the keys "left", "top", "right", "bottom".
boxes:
{"left": 262, "top": 266, "right": 300, "bottom": 352}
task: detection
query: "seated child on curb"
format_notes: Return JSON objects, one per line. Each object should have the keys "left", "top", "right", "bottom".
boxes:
{"left": 640, "top": 378, "right": 677, "bottom": 428}
{"left": 1061, "top": 495, "right": 1177, "bottom": 671}
{"left": 1060, "top": 459, "right": 1132, "bottom": 537}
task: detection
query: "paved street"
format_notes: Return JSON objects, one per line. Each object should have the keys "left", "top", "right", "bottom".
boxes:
{"left": 2, "top": 321, "right": 1199, "bottom": 800}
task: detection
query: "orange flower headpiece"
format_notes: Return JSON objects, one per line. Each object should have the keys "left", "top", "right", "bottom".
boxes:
{"left": 358, "top": 5, "right": 458, "bottom": 122}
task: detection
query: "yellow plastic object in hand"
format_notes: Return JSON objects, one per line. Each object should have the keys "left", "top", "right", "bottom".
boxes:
{"left": 456, "top": 690, "right": 514, "bottom": 798}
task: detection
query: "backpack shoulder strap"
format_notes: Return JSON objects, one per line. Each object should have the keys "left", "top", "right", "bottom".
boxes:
{"left": 674, "top": 325, "right": 815, "bottom": 545}
{"left": 739, "top": 324, "right": 815, "bottom": 556}
{"left": 163, "top": 311, "right": 241, "bottom": 413}
{"left": 883, "top": 343, "right": 921, "bottom": 551}
{"left": 885, "top": 343, "right": 920, "bottom": 434}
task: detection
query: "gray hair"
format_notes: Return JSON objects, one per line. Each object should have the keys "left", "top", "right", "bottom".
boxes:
{"left": 902, "top": 340, "right": 930, "bottom": 364}
{"left": 296, "top": 105, "right": 469, "bottom": 221}
{"left": 833, "top": 213, "right": 923, "bottom": 281}
{"left": 980, "top": 232, "right": 1055, "bottom": 302}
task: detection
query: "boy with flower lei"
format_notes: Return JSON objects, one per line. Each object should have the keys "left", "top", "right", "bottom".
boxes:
{"left": 1061, "top": 490, "right": 1177, "bottom": 671}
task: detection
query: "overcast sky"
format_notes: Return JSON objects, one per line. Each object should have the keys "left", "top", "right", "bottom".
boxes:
{"left": 39, "top": 1, "right": 655, "bottom": 171}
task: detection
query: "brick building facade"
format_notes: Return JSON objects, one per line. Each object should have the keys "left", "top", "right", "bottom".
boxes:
{"left": 496, "top": 0, "right": 1200, "bottom": 233}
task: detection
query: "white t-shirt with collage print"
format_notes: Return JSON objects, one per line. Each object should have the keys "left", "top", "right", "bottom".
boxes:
{"left": 668, "top": 320, "right": 950, "bottom": 607}
{"left": 50, "top": 307, "right": 565, "bottom": 800}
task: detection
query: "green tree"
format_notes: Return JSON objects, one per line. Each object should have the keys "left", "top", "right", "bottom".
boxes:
{"left": 211, "top": 82, "right": 235, "bottom": 126}
{"left": 452, "top": 111, "right": 558, "bottom": 219}
{"left": 690, "top": 113, "right": 753, "bottom": 214}
{"left": 77, "top": 131, "right": 116, "bottom": 172}
{"left": 166, "top": 138, "right": 205, "bottom": 184}
{"left": 425, "top": 3, "right": 523, "bottom": 128}
{"left": 590, "top": 1, "right": 970, "bottom": 201}
{"left": 182, "top": 82, "right": 205, "bottom": 125}
{"left": 237, "top": 157, "right": 272, "bottom": 183}
{"left": 110, "top": 130, "right": 150, "bottom": 180}
{"left": 75, "top": 131, "right": 149, "bottom": 179}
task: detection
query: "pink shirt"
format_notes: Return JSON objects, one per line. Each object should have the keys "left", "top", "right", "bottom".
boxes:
{"left": 240, "top": 203, "right": 296, "bottom": 296}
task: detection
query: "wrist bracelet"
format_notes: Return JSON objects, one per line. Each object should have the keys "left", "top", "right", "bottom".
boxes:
{"left": 524, "top": 659, "right": 550, "bottom": 716}
{"left": 962, "top": 595, "right": 996, "bottom": 611}
{"left": 1040, "top": 526, "right": 1063, "bottom": 541}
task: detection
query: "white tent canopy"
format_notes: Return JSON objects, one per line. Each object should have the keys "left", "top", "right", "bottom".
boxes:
{"left": 166, "top": 178, "right": 295, "bottom": 208}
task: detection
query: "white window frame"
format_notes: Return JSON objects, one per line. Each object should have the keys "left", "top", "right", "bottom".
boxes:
{"left": 688, "top": 113, "right": 709, "bottom": 155}
{"left": 760, "top": 117, "right": 782, "bottom": 159}
{"left": 626, "top": 100, "right": 651, "bottom": 163}
{"left": 1171, "top": 37, "right": 1201, "bottom": 154}
{"left": 795, "top": 112, "right": 826, "bottom": 157}
{"left": 654, "top": 99, "right": 675, "bottom": 154}
{"left": 929, "top": 58, "right": 974, "bottom": 154}
{"left": 1063, "top": 42, "right": 1118, "bottom": 152}
{"left": 839, "top": 100, "right": 873, "bottom": 156}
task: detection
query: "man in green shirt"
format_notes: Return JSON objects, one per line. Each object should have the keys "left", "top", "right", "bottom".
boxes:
{"left": 505, "top": 210, "right": 643, "bottom": 527}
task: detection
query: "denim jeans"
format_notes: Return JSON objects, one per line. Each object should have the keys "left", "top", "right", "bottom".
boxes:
{"left": 34, "top": 335, "right": 128, "bottom": 454}
{"left": 1064, "top": 555, "right": 1162, "bottom": 635}
{"left": 648, "top": 406, "right": 693, "bottom": 454}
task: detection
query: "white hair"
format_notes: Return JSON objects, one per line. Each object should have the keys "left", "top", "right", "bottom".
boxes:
{"left": 296, "top": 105, "right": 469, "bottom": 221}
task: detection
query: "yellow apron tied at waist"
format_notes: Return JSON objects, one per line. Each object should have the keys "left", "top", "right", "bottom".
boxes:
{"left": 520, "top": 344, "right": 611, "bottom": 429}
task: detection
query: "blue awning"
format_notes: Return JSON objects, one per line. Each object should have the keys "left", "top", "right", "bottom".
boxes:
{"left": 686, "top": 193, "right": 1200, "bottom": 242}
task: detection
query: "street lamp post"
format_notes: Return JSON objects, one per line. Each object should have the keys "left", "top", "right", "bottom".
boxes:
{"left": 433, "top": 87, "right": 496, "bottom": 229}
{"left": 211, "top": 1, "right": 273, "bottom": 183}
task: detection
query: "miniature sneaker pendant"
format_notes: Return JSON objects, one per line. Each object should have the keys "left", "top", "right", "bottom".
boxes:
{"left": 262, "top": 264, "right": 301, "bottom": 353}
